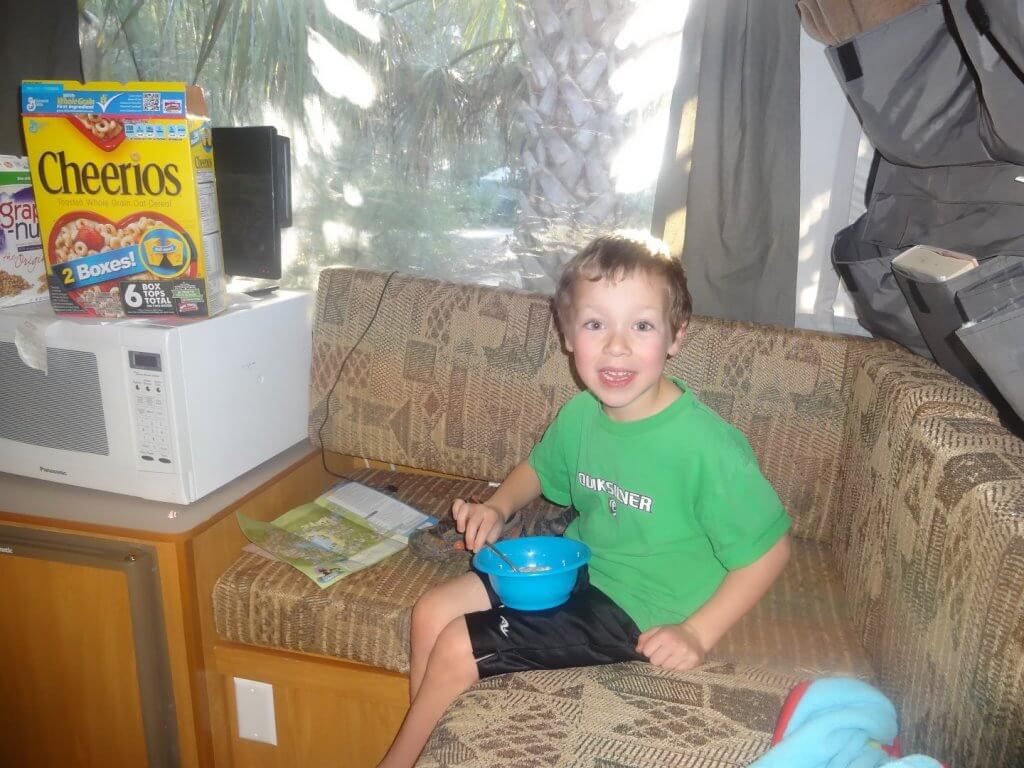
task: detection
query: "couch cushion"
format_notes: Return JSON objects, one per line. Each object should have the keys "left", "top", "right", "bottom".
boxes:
{"left": 416, "top": 661, "right": 806, "bottom": 768}
{"left": 214, "top": 470, "right": 496, "bottom": 672}
{"left": 214, "top": 472, "right": 871, "bottom": 677}
{"left": 712, "top": 540, "right": 872, "bottom": 678}
{"left": 309, "top": 267, "right": 880, "bottom": 541}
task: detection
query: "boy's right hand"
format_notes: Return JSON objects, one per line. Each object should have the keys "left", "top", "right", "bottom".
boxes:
{"left": 452, "top": 497, "right": 506, "bottom": 553}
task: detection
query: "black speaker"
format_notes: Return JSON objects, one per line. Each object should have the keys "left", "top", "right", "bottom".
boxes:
{"left": 211, "top": 126, "right": 292, "bottom": 280}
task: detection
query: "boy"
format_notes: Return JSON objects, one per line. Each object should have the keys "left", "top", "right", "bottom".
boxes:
{"left": 378, "top": 232, "right": 791, "bottom": 768}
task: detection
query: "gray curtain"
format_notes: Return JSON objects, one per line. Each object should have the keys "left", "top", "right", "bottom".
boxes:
{"left": 1, "top": 0, "right": 84, "bottom": 156}
{"left": 653, "top": 0, "right": 801, "bottom": 327}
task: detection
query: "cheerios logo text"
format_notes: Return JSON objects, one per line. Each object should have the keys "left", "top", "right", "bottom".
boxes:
{"left": 36, "top": 151, "right": 182, "bottom": 197}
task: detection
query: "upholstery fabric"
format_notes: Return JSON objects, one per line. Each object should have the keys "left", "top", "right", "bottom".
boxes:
{"left": 214, "top": 548, "right": 453, "bottom": 673}
{"left": 829, "top": 352, "right": 1024, "bottom": 766}
{"left": 308, "top": 267, "right": 875, "bottom": 541}
{"left": 214, "top": 470, "right": 488, "bottom": 672}
{"left": 415, "top": 662, "right": 805, "bottom": 768}
{"left": 213, "top": 472, "right": 867, "bottom": 677}
{"left": 711, "top": 540, "right": 871, "bottom": 679}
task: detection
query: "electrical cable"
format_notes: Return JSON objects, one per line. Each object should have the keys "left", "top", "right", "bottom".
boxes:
{"left": 316, "top": 270, "right": 398, "bottom": 482}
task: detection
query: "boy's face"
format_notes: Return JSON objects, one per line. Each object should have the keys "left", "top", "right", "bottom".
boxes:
{"left": 564, "top": 271, "right": 686, "bottom": 422}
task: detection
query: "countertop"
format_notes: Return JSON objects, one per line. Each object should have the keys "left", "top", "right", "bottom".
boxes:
{"left": 0, "top": 440, "right": 316, "bottom": 536}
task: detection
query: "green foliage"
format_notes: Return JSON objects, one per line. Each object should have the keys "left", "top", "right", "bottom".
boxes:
{"left": 80, "top": 0, "right": 528, "bottom": 288}
{"left": 77, "top": 0, "right": 665, "bottom": 293}
{"left": 81, "top": 0, "right": 523, "bottom": 176}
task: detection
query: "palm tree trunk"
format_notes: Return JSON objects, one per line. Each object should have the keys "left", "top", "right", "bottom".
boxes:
{"left": 514, "top": 0, "right": 631, "bottom": 271}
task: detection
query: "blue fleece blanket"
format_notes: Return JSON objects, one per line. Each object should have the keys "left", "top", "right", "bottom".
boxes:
{"left": 749, "top": 678, "right": 944, "bottom": 768}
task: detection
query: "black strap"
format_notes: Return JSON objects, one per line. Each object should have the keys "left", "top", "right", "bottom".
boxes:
{"left": 836, "top": 41, "right": 863, "bottom": 82}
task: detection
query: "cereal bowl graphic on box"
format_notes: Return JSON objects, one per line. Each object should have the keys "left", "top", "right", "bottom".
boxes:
{"left": 21, "top": 81, "right": 226, "bottom": 318}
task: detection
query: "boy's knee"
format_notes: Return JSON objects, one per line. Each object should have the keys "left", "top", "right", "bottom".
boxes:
{"left": 411, "top": 588, "right": 446, "bottom": 640}
{"left": 429, "top": 618, "right": 477, "bottom": 680}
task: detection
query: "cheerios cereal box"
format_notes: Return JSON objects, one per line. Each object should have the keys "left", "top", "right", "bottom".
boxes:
{"left": 0, "top": 155, "right": 46, "bottom": 308}
{"left": 21, "top": 80, "right": 227, "bottom": 318}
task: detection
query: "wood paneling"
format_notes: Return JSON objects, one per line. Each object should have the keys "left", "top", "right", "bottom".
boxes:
{"left": 156, "top": 539, "right": 204, "bottom": 767}
{"left": 214, "top": 644, "right": 408, "bottom": 768}
{"left": 214, "top": 643, "right": 409, "bottom": 709}
{"left": 0, "top": 518, "right": 204, "bottom": 768}
{"left": 0, "top": 554, "right": 148, "bottom": 767}
{"left": 189, "top": 449, "right": 339, "bottom": 768}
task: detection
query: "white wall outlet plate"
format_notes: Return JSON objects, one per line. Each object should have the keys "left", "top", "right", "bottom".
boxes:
{"left": 233, "top": 677, "right": 277, "bottom": 745}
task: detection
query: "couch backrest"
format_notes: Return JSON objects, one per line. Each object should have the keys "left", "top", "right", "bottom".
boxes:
{"left": 831, "top": 346, "right": 1024, "bottom": 766}
{"left": 309, "top": 267, "right": 876, "bottom": 540}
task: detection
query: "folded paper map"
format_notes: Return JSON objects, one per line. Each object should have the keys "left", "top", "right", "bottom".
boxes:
{"left": 238, "top": 481, "right": 437, "bottom": 588}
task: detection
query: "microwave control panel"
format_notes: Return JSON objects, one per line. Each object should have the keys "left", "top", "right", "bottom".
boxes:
{"left": 127, "top": 350, "right": 175, "bottom": 474}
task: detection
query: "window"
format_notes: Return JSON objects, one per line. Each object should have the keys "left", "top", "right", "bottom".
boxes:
{"left": 80, "top": 0, "right": 683, "bottom": 292}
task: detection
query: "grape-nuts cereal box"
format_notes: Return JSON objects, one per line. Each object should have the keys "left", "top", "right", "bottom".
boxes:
{"left": 21, "top": 81, "right": 226, "bottom": 318}
{"left": 0, "top": 155, "right": 46, "bottom": 308}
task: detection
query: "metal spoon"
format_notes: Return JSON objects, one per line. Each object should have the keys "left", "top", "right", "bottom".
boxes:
{"left": 484, "top": 541, "right": 523, "bottom": 573}
{"left": 484, "top": 542, "right": 551, "bottom": 573}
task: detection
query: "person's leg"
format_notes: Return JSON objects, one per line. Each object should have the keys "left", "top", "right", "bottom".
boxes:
{"left": 381, "top": 568, "right": 644, "bottom": 768}
{"left": 409, "top": 572, "right": 490, "bottom": 700}
{"left": 378, "top": 616, "right": 479, "bottom": 768}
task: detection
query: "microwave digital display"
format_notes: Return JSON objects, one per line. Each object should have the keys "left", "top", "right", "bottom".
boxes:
{"left": 129, "top": 351, "right": 162, "bottom": 371}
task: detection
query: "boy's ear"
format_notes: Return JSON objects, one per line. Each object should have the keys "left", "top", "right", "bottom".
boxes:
{"left": 557, "top": 313, "right": 574, "bottom": 353}
{"left": 667, "top": 322, "right": 688, "bottom": 357}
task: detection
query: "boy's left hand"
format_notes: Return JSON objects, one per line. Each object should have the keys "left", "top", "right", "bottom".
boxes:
{"left": 636, "top": 622, "right": 706, "bottom": 670}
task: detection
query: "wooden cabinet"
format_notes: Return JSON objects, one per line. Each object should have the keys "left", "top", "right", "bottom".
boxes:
{"left": 0, "top": 443, "right": 414, "bottom": 768}
{"left": 0, "top": 442, "right": 316, "bottom": 768}
{"left": 0, "top": 547, "right": 152, "bottom": 766}
{"left": 0, "top": 521, "right": 199, "bottom": 768}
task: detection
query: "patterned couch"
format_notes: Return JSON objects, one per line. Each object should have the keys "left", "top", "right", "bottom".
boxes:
{"left": 213, "top": 268, "right": 1024, "bottom": 767}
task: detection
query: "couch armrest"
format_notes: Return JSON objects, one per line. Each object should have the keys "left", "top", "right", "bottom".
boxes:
{"left": 831, "top": 347, "right": 1024, "bottom": 765}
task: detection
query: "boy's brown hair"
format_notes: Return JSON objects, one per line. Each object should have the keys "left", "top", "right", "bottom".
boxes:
{"left": 554, "top": 231, "right": 693, "bottom": 335}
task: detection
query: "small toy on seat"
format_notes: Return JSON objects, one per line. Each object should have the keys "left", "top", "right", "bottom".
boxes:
{"left": 751, "top": 677, "right": 947, "bottom": 768}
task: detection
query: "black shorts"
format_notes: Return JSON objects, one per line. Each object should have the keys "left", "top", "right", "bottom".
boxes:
{"left": 465, "top": 565, "right": 646, "bottom": 678}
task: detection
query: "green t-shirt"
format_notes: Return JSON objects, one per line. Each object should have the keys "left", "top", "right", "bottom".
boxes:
{"left": 528, "top": 377, "right": 791, "bottom": 632}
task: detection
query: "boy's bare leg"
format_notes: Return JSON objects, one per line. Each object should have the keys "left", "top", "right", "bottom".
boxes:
{"left": 409, "top": 572, "right": 489, "bottom": 700}
{"left": 378, "top": 616, "right": 479, "bottom": 768}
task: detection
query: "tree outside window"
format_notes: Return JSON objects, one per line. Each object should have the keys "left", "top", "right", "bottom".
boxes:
{"left": 80, "top": 0, "right": 683, "bottom": 292}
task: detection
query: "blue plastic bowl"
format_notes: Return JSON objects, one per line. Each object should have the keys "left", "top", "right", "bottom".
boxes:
{"left": 472, "top": 536, "right": 591, "bottom": 611}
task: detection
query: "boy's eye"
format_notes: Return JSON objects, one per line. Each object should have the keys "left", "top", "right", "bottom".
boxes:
{"left": 583, "top": 319, "right": 603, "bottom": 330}
{"left": 634, "top": 320, "right": 654, "bottom": 331}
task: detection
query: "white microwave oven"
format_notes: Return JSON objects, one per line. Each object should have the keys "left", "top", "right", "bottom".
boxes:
{"left": 0, "top": 291, "right": 312, "bottom": 503}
